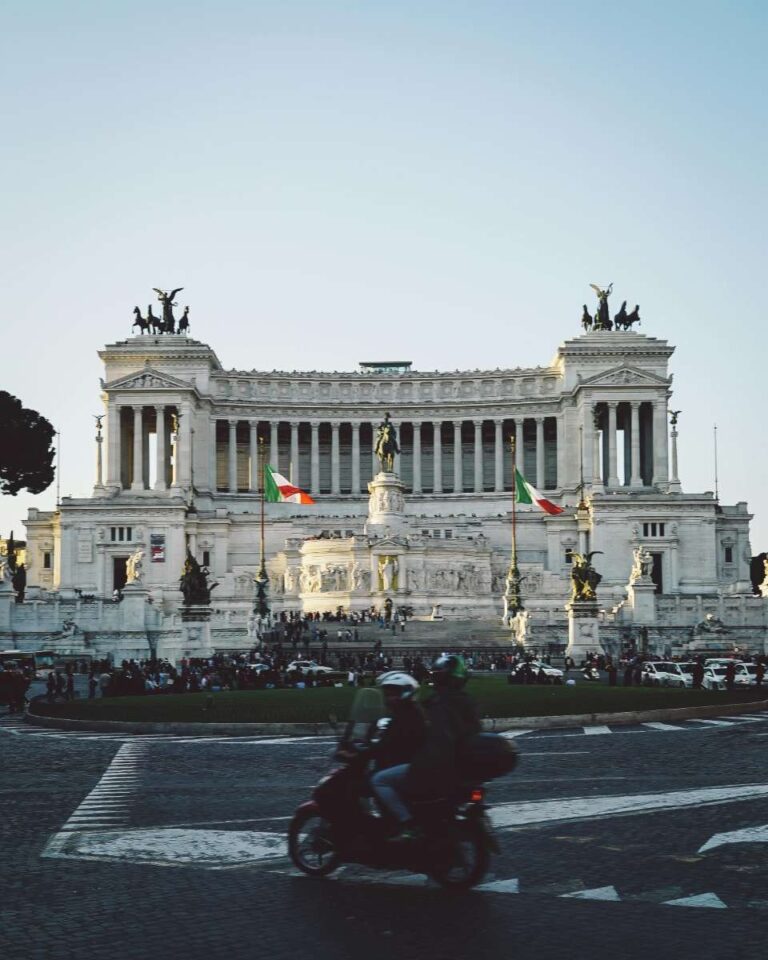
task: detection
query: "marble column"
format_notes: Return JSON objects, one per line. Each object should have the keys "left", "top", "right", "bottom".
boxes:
{"left": 371, "top": 422, "right": 379, "bottom": 477}
{"left": 131, "top": 406, "right": 144, "bottom": 491}
{"left": 535, "top": 416, "right": 545, "bottom": 489}
{"left": 474, "top": 420, "right": 483, "bottom": 493}
{"left": 290, "top": 421, "right": 300, "bottom": 486}
{"left": 494, "top": 419, "right": 503, "bottom": 492}
{"left": 433, "top": 421, "right": 442, "bottom": 494}
{"left": 154, "top": 405, "right": 167, "bottom": 491}
{"left": 228, "top": 419, "right": 238, "bottom": 493}
{"left": 630, "top": 402, "right": 642, "bottom": 487}
{"left": 106, "top": 402, "right": 121, "bottom": 487}
{"left": 555, "top": 415, "right": 565, "bottom": 489}
{"left": 209, "top": 419, "right": 218, "bottom": 492}
{"left": 669, "top": 423, "right": 681, "bottom": 491}
{"left": 331, "top": 421, "right": 341, "bottom": 494}
{"left": 607, "top": 402, "right": 619, "bottom": 487}
{"left": 179, "top": 402, "right": 193, "bottom": 487}
{"left": 412, "top": 422, "right": 422, "bottom": 494}
{"left": 351, "top": 422, "right": 361, "bottom": 494}
{"left": 453, "top": 420, "right": 462, "bottom": 493}
{"left": 249, "top": 421, "right": 258, "bottom": 492}
{"left": 590, "top": 406, "right": 602, "bottom": 490}
{"left": 310, "top": 423, "right": 320, "bottom": 496}
{"left": 270, "top": 422, "right": 279, "bottom": 472}
{"left": 653, "top": 401, "right": 670, "bottom": 487}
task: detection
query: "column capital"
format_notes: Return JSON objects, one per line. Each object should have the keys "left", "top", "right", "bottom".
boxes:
{"left": 534, "top": 414, "right": 544, "bottom": 424}
{"left": 330, "top": 420, "right": 341, "bottom": 430}
{"left": 133, "top": 403, "right": 144, "bottom": 412}
{"left": 433, "top": 420, "right": 442, "bottom": 428}
{"left": 228, "top": 417, "right": 239, "bottom": 427}
{"left": 310, "top": 421, "right": 319, "bottom": 433}
{"left": 351, "top": 421, "right": 360, "bottom": 432}
{"left": 453, "top": 419, "right": 462, "bottom": 429}
{"left": 473, "top": 419, "right": 483, "bottom": 429}
{"left": 494, "top": 417, "right": 503, "bottom": 427}
{"left": 289, "top": 420, "right": 300, "bottom": 429}
{"left": 630, "top": 399, "right": 641, "bottom": 410}
{"left": 607, "top": 400, "right": 619, "bottom": 410}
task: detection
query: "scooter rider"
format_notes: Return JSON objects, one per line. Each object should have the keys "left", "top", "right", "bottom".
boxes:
{"left": 368, "top": 671, "right": 426, "bottom": 833}
{"left": 378, "top": 654, "right": 481, "bottom": 841}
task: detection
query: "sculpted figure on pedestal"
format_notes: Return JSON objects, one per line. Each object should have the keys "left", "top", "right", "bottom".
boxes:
{"left": 630, "top": 545, "right": 654, "bottom": 583}
{"left": 126, "top": 548, "right": 145, "bottom": 584}
{"left": 570, "top": 551, "right": 603, "bottom": 602}
{"left": 581, "top": 305, "right": 593, "bottom": 332}
{"left": 374, "top": 413, "right": 400, "bottom": 472}
{"left": 589, "top": 283, "right": 613, "bottom": 330}
{"left": 152, "top": 287, "right": 184, "bottom": 333}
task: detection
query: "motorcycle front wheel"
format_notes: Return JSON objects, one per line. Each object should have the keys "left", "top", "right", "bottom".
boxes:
{"left": 288, "top": 807, "right": 341, "bottom": 877}
{"left": 428, "top": 820, "right": 489, "bottom": 890}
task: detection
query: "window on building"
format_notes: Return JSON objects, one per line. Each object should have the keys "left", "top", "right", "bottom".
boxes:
{"left": 565, "top": 548, "right": 573, "bottom": 564}
{"left": 202, "top": 550, "right": 210, "bottom": 567}
{"left": 659, "top": 523, "right": 665, "bottom": 536}
{"left": 126, "top": 527, "right": 132, "bottom": 542}
{"left": 444, "top": 530, "right": 453, "bottom": 539}
{"left": 724, "top": 546, "right": 733, "bottom": 563}
{"left": 110, "top": 527, "right": 117, "bottom": 542}
{"left": 422, "top": 530, "right": 430, "bottom": 538}
{"left": 43, "top": 551, "right": 52, "bottom": 570}
{"left": 433, "top": 529, "right": 441, "bottom": 538}
{"left": 642, "top": 522, "right": 666, "bottom": 538}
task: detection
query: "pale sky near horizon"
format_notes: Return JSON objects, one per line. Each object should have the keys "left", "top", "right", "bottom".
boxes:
{"left": 2, "top": 1, "right": 767, "bottom": 550}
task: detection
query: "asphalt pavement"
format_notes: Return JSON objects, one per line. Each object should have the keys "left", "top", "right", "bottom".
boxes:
{"left": 2, "top": 708, "right": 768, "bottom": 960}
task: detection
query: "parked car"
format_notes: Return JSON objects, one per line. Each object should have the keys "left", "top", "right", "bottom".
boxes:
{"left": 701, "top": 665, "right": 752, "bottom": 691}
{"left": 641, "top": 662, "right": 690, "bottom": 688}
{"left": 507, "top": 661, "right": 563, "bottom": 685}
{"left": 286, "top": 660, "right": 335, "bottom": 676}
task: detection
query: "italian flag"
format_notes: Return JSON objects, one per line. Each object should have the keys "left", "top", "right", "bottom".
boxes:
{"left": 264, "top": 465, "right": 316, "bottom": 504}
{"left": 514, "top": 468, "right": 564, "bottom": 515}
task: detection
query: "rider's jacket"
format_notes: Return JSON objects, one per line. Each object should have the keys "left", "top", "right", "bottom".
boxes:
{"left": 405, "top": 689, "right": 482, "bottom": 798}
{"left": 372, "top": 700, "right": 426, "bottom": 772}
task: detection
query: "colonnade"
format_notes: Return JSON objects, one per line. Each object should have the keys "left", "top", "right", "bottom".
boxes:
{"left": 586, "top": 400, "right": 668, "bottom": 488}
{"left": 212, "top": 416, "right": 559, "bottom": 497}
{"left": 105, "top": 402, "right": 186, "bottom": 491}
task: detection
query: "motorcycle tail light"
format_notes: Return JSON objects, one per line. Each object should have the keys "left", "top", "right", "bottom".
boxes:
{"left": 470, "top": 788, "right": 485, "bottom": 803}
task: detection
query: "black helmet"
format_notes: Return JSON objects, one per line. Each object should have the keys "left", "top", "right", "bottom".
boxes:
{"left": 431, "top": 653, "right": 468, "bottom": 689}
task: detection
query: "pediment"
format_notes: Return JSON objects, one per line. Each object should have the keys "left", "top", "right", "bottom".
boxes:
{"left": 580, "top": 365, "right": 669, "bottom": 388}
{"left": 105, "top": 367, "right": 193, "bottom": 392}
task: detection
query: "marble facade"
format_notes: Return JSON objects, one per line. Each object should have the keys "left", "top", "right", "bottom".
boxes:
{"left": 14, "top": 328, "right": 761, "bottom": 659}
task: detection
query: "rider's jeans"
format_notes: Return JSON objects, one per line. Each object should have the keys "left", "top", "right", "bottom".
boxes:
{"left": 370, "top": 764, "right": 412, "bottom": 824}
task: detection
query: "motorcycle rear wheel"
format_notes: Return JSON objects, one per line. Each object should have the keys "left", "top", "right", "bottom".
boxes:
{"left": 288, "top": 807, "right": 341, "bottom": 877}
{"left": 428, "top": 820, "right": 489, "bottom": 890}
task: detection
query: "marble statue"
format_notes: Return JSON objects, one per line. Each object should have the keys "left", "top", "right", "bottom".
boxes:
{"left": 379, "top": 555, "right": 398, "bottom": 591}
{"left": 629, "top": 545, "right": 654, "bottom": 583}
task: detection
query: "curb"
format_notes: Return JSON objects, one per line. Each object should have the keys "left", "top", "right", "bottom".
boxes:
{"left": 25, "top": 697, "right": 768, "bottom": 737}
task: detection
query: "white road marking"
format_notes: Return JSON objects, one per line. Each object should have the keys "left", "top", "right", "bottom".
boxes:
{"left": 498, "top": 730, "right": 534, "bottom": 739}
{"left": 699, "top": 824, "right": 768, "bottom": 853}
{"left": 687, "top": 719, "right": 735, "bottom": 727}
{"left": 643, "top": 722, "right": 684, "bottom": 731}
{"left": 664, "top": 892, "right": 727, "bottom": 909}
{"left": 477, "top": 878, "right": 519, "bottom": 893}
{"left": 562, "top": 885, "right": 621, "bottom": 901}
{"left": 582, "top": 726, "right": 612, "bottom": 735}
{"left": 490, "top": 782, "right": 768, "bottom": 829}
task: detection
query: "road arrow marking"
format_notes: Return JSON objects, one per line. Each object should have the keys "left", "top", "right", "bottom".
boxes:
{"left": 664, "top": 892, "right": 727, "bottom": 909}
{"left": 699, "top": 824, "right": 768, "bottom": 853}
{"left": 562, "top": 886, "right": 621, "bottom": 901}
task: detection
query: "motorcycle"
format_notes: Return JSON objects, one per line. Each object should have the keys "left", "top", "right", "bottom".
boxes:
{"left": 287, "top": 688, "right": 516, "bottom": 890}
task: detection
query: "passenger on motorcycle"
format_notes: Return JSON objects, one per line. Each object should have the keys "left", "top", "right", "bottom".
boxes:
{"left": 375, "top": 654, "right": 482, "bottom": 841}
{"left": 368, "top": 671, "right": 426, "bottom": 835}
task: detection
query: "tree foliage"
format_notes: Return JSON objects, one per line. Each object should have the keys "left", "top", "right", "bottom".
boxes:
{"left": 0, "top": 391, "right": 56, "bottom": 496}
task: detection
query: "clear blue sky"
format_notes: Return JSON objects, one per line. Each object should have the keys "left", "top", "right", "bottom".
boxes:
{"left": 2, "top": 1, "right": 766, "bottom": 548}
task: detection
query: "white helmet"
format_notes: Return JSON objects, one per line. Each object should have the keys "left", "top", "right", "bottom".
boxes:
{"left": 376, "top": 671, "right": 419, "bottom": 700}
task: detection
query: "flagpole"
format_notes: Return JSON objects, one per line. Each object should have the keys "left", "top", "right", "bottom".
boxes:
{"left": 254, "top": 436, "right": 270, "bottom": 620}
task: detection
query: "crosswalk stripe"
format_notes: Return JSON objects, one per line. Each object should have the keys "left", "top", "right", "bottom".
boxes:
{"left": 583, "top": 725, "right": 612, "bottom": 735}
{"left": 687, "top": 719, "right": 736, "bottom": 727}
{"left": 643, "top": 722, "right": 684, "bottom": 731}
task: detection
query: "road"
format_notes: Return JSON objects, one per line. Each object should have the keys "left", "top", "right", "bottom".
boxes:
{"left": 2, "top": 710, "right": 768, "bottom": 960}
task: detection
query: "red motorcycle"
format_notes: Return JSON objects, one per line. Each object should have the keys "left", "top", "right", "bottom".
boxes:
{"left": 287, "top": 690, "right": 516, "bottom": 890}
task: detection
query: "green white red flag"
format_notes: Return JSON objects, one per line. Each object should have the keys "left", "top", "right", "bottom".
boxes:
{"left": 264, "top": 464, "right": 315, "bottom": 504}
{"left": 514, "top": 468, "right": 564, "bottom": 515}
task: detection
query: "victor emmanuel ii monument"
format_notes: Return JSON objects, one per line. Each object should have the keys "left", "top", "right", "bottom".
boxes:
{"left": 4, "top": 284, "right": 766, "bottom": 663}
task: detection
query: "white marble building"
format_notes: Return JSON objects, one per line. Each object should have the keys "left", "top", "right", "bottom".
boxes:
{"left": 19, "top": 327, "right": 759, "bottom": 648}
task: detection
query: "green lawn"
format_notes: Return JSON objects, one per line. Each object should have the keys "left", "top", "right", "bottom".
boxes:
{"left": 30, "top": 677, "right": 768, "bottom": 725}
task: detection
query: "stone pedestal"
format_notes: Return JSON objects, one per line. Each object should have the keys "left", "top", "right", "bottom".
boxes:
{"left": 626, "top": 580, "right": 657, "bottom": 624}
{"left": 566, "top": 600, "right": 604, "bottom": 660}
{"left": 0, "top": 581, "right": 13, "bottom": 634}
{"left": 158, "top": 606, "right": 213, "bottom": 665}
{"left": 365, "top": 472, "right": 408, "bottom": 538}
